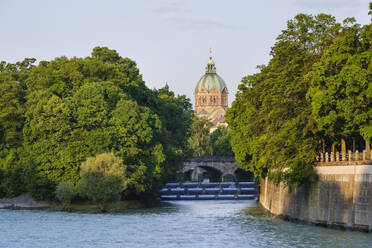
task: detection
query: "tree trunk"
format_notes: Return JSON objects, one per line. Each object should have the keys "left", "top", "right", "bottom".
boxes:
{"left": 341, "top": 138, "right": 346, "bottom": 154}
{"left": 331, "top": 143, "right": 335, "bottom": 153}
{"left": 366, "top": 140, "right": 371, "bottom": 153}
{"left": 341, "top": 138, "right": 346, "bottom": 161}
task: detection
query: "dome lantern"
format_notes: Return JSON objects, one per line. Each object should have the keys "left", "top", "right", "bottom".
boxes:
{"left": 206, "top": 48, "right": 216, "bottom": 73}
{"left": 195, "top": 49, "right": 227, "bottom": 93}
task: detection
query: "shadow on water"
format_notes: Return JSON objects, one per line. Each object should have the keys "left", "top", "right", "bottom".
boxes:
{"left": 108, "top": 201, "right": 181, "bottom": 216}
{"left": 236, "top": 200, "right": 372, "bottom": 248}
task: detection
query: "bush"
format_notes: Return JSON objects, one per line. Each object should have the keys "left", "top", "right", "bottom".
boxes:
{"left": 0, "top": 167, "right": 25, "bottom": 198}
{"left": 78, "top": 153, "right": 127, "bottom": 207}
{"left": 25, "top": 168, "right": 56, "bottom": 201}
{"left": 55, "top": 181, "right": 75, "bottom": 205}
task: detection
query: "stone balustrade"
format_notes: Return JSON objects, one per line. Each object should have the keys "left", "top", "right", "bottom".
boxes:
{"left": 316, "top": 150, "right": 372, "bottom": 166}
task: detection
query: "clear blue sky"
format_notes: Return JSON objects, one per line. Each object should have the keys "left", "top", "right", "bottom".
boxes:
{"left": 0, "top": 0, "right": 370, "bottom": 105}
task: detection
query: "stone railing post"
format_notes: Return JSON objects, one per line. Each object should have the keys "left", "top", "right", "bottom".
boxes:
{"left": 363, "top": 150, "right": 366, "bottom": 161}
{"left": 355, "top": 150, "right": 359, "bottom": 161}
{"left": 342, "top": 151, "right": 346, "bottom": 161}
{"left": 320, "top": 153, "right": 324, "bottom": 162}
{"left": 325, "top": 152, "right": 329, "bottom": 162}
{"left": 336, "top": 152, "right": 340, "bottom": 162}
{"left": 330, "top": 152, "right": 334, "bottom": 162}
{"left": 348, "top": 150, "right": 352, "bottom": 161}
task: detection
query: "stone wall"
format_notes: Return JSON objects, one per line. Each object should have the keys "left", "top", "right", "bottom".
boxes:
{"left": 260, "top": 164, "right": 372, "bottom": 231}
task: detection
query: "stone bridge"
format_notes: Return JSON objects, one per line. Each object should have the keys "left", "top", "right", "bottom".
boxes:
{"left": 181, "top": 156, "right": 253, "bottom": 182}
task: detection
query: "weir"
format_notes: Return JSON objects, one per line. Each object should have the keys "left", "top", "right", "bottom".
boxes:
{"left": 160, "top": 181, "right": 257, "bottom": 200}
{"left": 161, "top": 156, "right": 257, "bottom": 200}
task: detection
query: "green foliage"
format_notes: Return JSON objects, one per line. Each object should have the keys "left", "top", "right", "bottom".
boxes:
{"left": 187, "top": 118, "right": 234, "bottom": 157}
{"left": 308, "top": 21, "right": 372, "bottom": 141}
{"left": 0, "top": 148, "right": 26, "bottom": 198}
{"left": 227, "top": 12, "right": 372, "bottom": 186}
{"left": 210, "top": 126, "right": 234, "bottom": 157}
{"left": 25, "top": 170, "right": 56, "bottom": 201}
{"left": 0, "top": 164, "right": 25, "bottom": 198}
{"left": 0, "top": 81, "right": 25, "bottom": 149}
{"left": 188, "top": 116, "right": 213, "bottom": 156}
{"left": 55, "top": 181, "right": 75, "bottom": 204}
{"left": 0, "top": 46, "right": 193, "bottom": 200}
{"left": 78, "top": 153, "right": 127, "bottom": 204}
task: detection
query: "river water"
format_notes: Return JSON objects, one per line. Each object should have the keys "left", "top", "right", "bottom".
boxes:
{"left": 1, "top": 200, "right": 371, "bottom": 248}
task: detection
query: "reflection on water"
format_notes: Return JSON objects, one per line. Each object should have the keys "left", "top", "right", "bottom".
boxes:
{"left": 0, "top": 201, "right": 371, "bottom": 248}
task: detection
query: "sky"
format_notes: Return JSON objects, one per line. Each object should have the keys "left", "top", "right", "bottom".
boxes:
{"left": 0, "top": 0, "right": 370, "bottom": 106}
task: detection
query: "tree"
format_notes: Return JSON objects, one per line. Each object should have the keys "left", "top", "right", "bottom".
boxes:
{"left": 0, "top": 81, "right": 26, "bottom": 197}
{"left": 188, "top": 116, "right": 213, "bottom": 156}
{"left": 55, "top": 181, "right": 75, "bottom": 206}
{"left": 308, "top": 19, "right": 372, "bottom": 145}
{"left": 0, "top": 46, "right": 193, "bottom": 201}
{"left": 153, "top": 87, "right": 193, "bottom": 182}
{"left": 210, "top": 126, "right": 234, "bottom": 157}
{"left": 227, "top": 13, "right": 343, "bottom": 186}
{"left": 109, "top": 98, "right": 164, "bottom": 196}
{"left": 78, "top": 153, "right": 127, "bottom": 208}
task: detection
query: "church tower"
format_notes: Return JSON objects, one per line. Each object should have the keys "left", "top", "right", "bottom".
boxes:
{"left": 194, "top": 49, "right": 228, "bottom": 127}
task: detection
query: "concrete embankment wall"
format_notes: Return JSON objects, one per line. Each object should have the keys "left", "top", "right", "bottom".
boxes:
{"left": 260, "top": 164, "right": 372, "bottom": 231}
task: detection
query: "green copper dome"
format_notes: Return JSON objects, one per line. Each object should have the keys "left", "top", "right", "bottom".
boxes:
{"left": 195, "top": 50, "right": 227, "bottom": 93}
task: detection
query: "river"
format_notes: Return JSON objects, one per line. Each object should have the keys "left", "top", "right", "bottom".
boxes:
{"left": 0, "top": 200, "right": 371, "bottom": 248}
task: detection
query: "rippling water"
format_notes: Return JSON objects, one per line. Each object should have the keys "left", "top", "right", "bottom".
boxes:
{"left": 0, "top": 201, "right": 371, "bottom": 248}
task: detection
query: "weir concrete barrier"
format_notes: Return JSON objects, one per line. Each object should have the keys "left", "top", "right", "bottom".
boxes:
{"left": 160, "top": 181, "right": 257, "bottom": 201}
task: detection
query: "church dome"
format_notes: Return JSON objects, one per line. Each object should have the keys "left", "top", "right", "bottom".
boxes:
{"left": 195, "top": 50, "right": 227, "bottom": 93}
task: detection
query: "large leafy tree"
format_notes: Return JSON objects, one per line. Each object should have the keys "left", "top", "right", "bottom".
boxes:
{"left": 228, "top": 9, "right": 372, "bottom": 186}
{"left": 0, "top": 47, "right": 193, "bottom": 200}
{"left": 308, "top": 19, "right": 372, "bottom": 146}
{"left": 0, "top": 61, "right": 32, "bottom": 197}
{"left": 227, "top": 14, "right": 342, "bottom": 185}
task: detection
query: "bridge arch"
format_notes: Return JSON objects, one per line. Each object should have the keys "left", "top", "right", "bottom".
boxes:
{"left": 183, "top": 165, "right": 223, "bottom": 182}
{"left": 182, "top": 156, "right": 241, "bottom": 182}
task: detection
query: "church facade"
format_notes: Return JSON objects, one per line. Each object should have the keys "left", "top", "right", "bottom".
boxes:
{"left": 194, "top": 50, "right": 228, "bottom": 127}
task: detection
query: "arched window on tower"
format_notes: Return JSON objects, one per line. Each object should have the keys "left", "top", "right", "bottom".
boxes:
{"left": 213, "top": 96, "right": 216, "bottom": 105}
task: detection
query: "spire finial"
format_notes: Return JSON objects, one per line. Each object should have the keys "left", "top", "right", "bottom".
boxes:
{"left": 206, "top": 48, "right": 216, "bottom": 73}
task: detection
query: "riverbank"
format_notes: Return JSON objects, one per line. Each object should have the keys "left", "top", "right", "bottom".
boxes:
{"left": 0, "top": 193, "right": 148, "bottom": 213}
{"left": 0, "top": 193, "right": 50, "bottom": 209}
{"left": 260, "top": 163, "right": 372, "bottom": 232}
